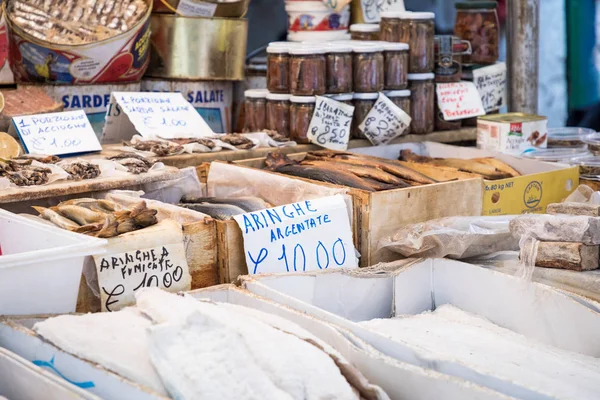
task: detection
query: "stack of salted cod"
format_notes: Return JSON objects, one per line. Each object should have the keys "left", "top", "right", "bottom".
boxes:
{"left": 362, "top": 304, "right": 600, "bottom": 399}
{"left": 33, "top": 289, "right": 387, "bottom": 400}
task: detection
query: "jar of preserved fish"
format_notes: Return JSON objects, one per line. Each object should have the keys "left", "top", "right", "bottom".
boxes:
{"left": 244, "top": 89, "right": 269, "bottom": 132}
{"left": 434, "top": 35, "right": 472, "bottom": 83}
{"left": 290, "top": 96, "right": 316, "bottom": 144}
{"left": 379, "top": 11, "right": 403, "bottom": 42}
{"left": 408, "top": 73, "right": 435, "bottom": 134}
{"left": 435, "top": 103, "right": 462, "bottom": 131}
{"left": 399, "top": 12, "right": 435, "bottom": 73}
{"left": 454, "top": 1, "right": 499, "bottom": 64}
{"left": 352, "top": 43, "right": 384, "bottom": 93}
{"left": 289, "top": 46, "right": 327, "bottom": 96}
{"left": 325, "top": 93, "right": 354, "bottom": 106}
{"left": 352, "top": 92, "right": 379, "bottom": 139}
{"left": 383, "top": 42, "right": 409, "bottom": 90}
{"left": 267, "top": 45, "right": 290, "bottom": 94}
{"left": 350, "top": 24, "right": 380, "bottom": 41}
{"left": 384, "top": 89, "right": 411, "bottom": 133}
{"left": 266, "top": 93, "right": 292, "bottom": 137}
{"left": 325, "top": 44, "right": 353, "bottom": 94}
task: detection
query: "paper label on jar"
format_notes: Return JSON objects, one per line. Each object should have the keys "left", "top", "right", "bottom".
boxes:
{"left": 472, "top": 63, "right": 507, "bottom": 112}
{"left": 307, "top": 96, "right": 354, "bottom": 151}
{"left": 176, "top": 0, "right": 217, "bottom": 17}
{"left": 322, "top": 0, "right": 352, "bottom": 13}
{"left": 358, "top": 93, "right": 411, "bottom": 146}
{"left": 436, "top": 82, "right": 486, "bottom": 121}
{"left": 360, "top": 0, "right": 405, "bottom": 23}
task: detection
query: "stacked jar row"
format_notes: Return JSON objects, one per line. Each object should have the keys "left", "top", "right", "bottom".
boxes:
{"left": 266, "top": 41, "right": 410, "bottom": 97}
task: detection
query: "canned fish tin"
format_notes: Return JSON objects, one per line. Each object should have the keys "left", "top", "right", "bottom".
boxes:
{"left": 477, "top": 113, "right": 548, "bottom": 156}
{"left": 4, "top": 0, "right": 151, "bottom": 84}
{"left": 141, "top": 79, "right": 234, "bottom": 133}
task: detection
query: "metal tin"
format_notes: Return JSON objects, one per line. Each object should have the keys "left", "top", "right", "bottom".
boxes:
{"left": 3, "top": 0, "right": 151, "bottom": 84}
{"left": 477, "top": 112, "right": 548, "bottom": 156}
{"left": 146, "top": 14, "right": 247, "bottom": 81}
{"left": 478, "top": 112, "right": 547, "bottom": 123}
{"left": 153, "top": 0, "right": 250, "bottom": 18}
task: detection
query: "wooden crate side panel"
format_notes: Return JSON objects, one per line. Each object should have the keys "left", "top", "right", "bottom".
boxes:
{"left": 183, "top": 219, "right": 219, "bottom": 289}
{"left": 216, "top": 220, "right": 248, "bottom": 284}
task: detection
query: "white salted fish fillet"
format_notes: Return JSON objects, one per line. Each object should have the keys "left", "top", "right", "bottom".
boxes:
{"left": 362, "top": 304, "right": 600, "bottom": 400}
{"left": 136, "top": 289, "right": 361, "bottom": 400}
{"left": 33, "top": 308, "right": 168, "bottom": 396}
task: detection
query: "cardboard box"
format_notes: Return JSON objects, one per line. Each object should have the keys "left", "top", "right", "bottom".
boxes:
{"left": 241, "top": 258, "right": 600, "bottom": 399}
{"left": 351, "top": 142, "right": 579, "bottom": 215}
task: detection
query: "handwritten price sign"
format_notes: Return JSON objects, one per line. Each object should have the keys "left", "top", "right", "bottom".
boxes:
{"left": 12, "top": 110, "right": 101, "bottom": 156}
{"left": 307, "top": 96, "right": 354, "bottom": 151}
{"left": 359, "top": 93, "right": 411, "bottom": 146}
{"left": 233, "top": 195, "right": 358, "bottom": 275}
{"left": 473, "top": 62, "right": 507, "bottom": 112}
{"left": 436, "top": 81, "right": 486, "bottom": 121}
{"left": 360, "top": 0, "right": 405, "bottom": 23}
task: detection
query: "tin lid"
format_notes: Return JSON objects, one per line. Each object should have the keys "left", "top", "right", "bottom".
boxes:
{"left": 244, "top": 89, "right": 269, "bottom": 99}
{"left": 352, "top": 43, "right": 384, "bottom": 53}
{"left": 384, "top": 90, "right": 411, "bottom": 98}
{"left": 350, "top": 24, "right": 380, "bottom": 32}
{"left": 478, "top": 112, "right": 547, "bottom": 123}
{"left": 382, "top": 42, "right": 409, "bottom": 51}
{"left": 326, "top": 43, "right": 353, "bottom": 53}
{"left": 522, "top": 148, "right": 591, "bottom": 162}
{"left": 353, "top": 93, "right": 379, "bottom": 100}
{"left": 380, "top": 11, "right": 406, "bottom": 18}
{"left": 289, "top": 45, "right": 327, "bottom": 55}
{"left": 266, "top": 93, "right": 292, "bottom": 101}
{"left": 290, "top": 96, "right": 317, "bottom": 103}
{"left": 398, "top": 11, "right": 435, "bottom": 20}
{"left": 407, "top": 73, "right": 435, "bottom": 80}
{"left": 455, "top": 1, "right": 498, "bottom": 10}
{"left": 325, "top": 93, "right": 354, "bottom": 101}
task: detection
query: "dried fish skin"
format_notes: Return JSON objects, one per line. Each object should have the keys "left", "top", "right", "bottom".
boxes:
{"left": 178, "top": 203, "right": 246, "bottom": 220}
{"left": 180, "top": 196, "right": 272, "bottom": 213}
{"left": 32, "top": 205, "right": 80, "bottom": 230}
{"left": 56, "top": 205, "right": 105, "bottom": 225}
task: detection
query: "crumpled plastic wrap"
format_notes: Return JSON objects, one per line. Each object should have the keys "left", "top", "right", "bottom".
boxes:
{"left": 563, "top": 184, "right": 600, "bottom": 205}
{"left": 377, "top": 216, "right": 519, "bottom": 260}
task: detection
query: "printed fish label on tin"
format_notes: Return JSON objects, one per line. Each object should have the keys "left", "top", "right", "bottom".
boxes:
{"left": 436, "top": 81, "right": 486, "bottom": 121}
{"left": 358, "top": 93, "right": 411, "bottom": 146}
{"left": 472, "top": 62, "right": 507, "bottom": 112}
{"left": 176, "top": 0, "right": 217, "bottom": 17}
{"left": 307, "top": 96, "right": 354, "bottom": 151}
{"left": 233, "top": 195, "right": 358, "bottom": 275}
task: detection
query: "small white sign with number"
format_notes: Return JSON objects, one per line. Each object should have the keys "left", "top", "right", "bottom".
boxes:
{"left": 101, "top": 92, "right": 214, "bottom": 143}
{"left": 358, "top": 93, "right": 411, "bottom": 146}
{"left": 233, "top": 195, "right": 358, "bottom": 275}
{"left": 436, "top": 81, "right": 486, "bottom": 121}
{"left": 12, "top": 110, "right": 101, "bottom": 156}
{"left": 307, "top": 96, "right": 354, "bottom": 151}
{"left": 473, "top": 62, "right": 507, "bottom": 112}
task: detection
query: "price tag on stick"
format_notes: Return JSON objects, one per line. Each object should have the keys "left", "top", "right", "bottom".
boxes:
{"left": 12, "top": 110, "right": 101, "bottom": 156}
{"left": 436, "top": 81, "right": 486, "bottom": 121}
{"left": 358, "top": 93, "right": 411, "bottom": 146}
{"left": 307, "top": 96, "right": 354, "bottom": 151}
{"left": 472, "top": 62, "right": 507, "bottom": 112}
{"left": 233, "top": 195, "right": 358, "bottom": 275}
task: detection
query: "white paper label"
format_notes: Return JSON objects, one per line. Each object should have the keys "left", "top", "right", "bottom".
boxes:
{"left": 322, "top": 0, "right": 352, "bottom": 12}
{"left": 94, "top": 242, "right": 191, "bottom": 312}
{"left": 12, "top": 110, "right": 101, "bottom": 156}
{"left": 176, "top": 0, "right": 217, "bottom": 17}
{"left": 101, "top": 92, "right": 214, "bottom": 143}
{"left": 233, "top": 195, "right": 358, "bottom": 275}
{"left": 307, "top": 96, "right": 354, "bottom": 151}
{"left": 436, "top": 81, "right": 486, "bottom": 121}
{"left": 358, "top": 93, "right": 411, "bottom": 146}
{"left": 472, "top": 62, "right": 507, "bottom": 112}
{"left": 360, "top": 0, "right": 405, "bottom": 23}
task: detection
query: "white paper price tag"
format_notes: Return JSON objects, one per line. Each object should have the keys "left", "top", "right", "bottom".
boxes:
{"left": 101, "top": 92, "right": 214, "bottom": 143}
{"left": 12, "top": 110, "right": 101, "bottom": 156}
{"left": 307, "top": 96, "right": 354, "bottom": 151}
{"left": 360, "top": 0, "right": 405, "bottom": 23}
{"left": 177, "top": 0, "right": 217, "bottom": 17}
{"left": 472, "top": 62, "right": 507, "bottom": 112}
{"left": 233, "top": 195, "right": 358, "bottom": 275}
{"left": 358, "top": 93, "right": 411, "bottom": 146}
{"left": 436, "top": 81, "right": 486, "bottom": 121}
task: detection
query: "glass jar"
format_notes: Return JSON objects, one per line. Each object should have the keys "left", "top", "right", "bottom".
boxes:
{"left": 350, "top": 24, "right": 380, "bottom": 41}
{"left": 325, "top": 44, "right": 353, "bottom": 94}
{"left": 290, "top": 96, "right": 316, "bottom": 144}
{"left": 454, "top": 1, "right": 499, "bottom": 65}
{"left": 408, "top": 73, "right": 435, "bottom": 134}
{"left": 435, "top": 103, "right": 462, "bottom": 131}
{"left": 289, "top": 46, "right": 326, "bottom": 96}
{"left": 266, "top": 93, "right": 292, "bottom": 137}
{"left": 352, "top": 92, "right": 379, "bottom": 139}
{"left": 399, "top": 12, "right": 435, "bottom": 73}
{"left": 352, "top": 43, "right": 384, "bottom": 93}
{"left": 379, "top": 11, "right": 403, "bottom": 42}
{"left": 384, "top": 90, "right": 411, "bottom": 134}
{"left": 325, "top": 93, "right": 354, "bottom": 106}
{"left": 244, "top": 89, "right": 269, "bottom": 132}
{"left": 266, "top": 45, "right": 290, "bottom": 94}
{"left": 383, "top": 42, "right": 409, "bottom": 90}
{"left": 434, "top": 35, "right": 471, "bottom": 83}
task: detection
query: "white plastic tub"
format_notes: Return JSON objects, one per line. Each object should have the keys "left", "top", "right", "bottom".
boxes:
{"left": 0, "top": 209, "right": 106, "bottom": 315}
{"left": 285, "top": 0, "right": 350, "bottom": 32}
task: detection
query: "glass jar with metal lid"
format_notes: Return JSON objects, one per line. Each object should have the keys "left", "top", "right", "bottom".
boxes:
{"left": 289, "top": 96, "right": 316, "bottom": 144}
{"left": 352, "top": 92, "right": 379, "bottom": 139}
{"left": 385, "top": 90, "right": 411, "bottom": 133}
{"left": 379, "top": 11, "right": 403, "bottom": 42}
{"left": 352, "top": 43, "right": 385, "bottom": 93}
{"left": 266, "top": 93, "right": 292, "bottom": 137}
{"left": 383, "top": 42, "right": 409, "bottom": 90}
{"left": 325, "top": 43, "right": 353, "bottom": 94}
{"left": 398, "top": 12, "right": 436, "bottom": 73}
{"left": 350, "top": 24, "right": 380, "bottom": 41}
{"left": 408, "top": 73, "right": 435, "bottom": 134}
{"left": 454, "top": 1, "right": 499, "bottom": 65}
{"left": 244, "top": 89, "right": 269, "bottom": 132}
{"left": 266, "top": 44, "right": 290, "bottom": 94}
{"left": 289, "top": 45, "right": 327, "bottom": 96}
